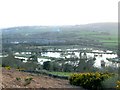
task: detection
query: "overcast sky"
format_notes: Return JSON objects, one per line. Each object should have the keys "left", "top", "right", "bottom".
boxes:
{"left": 0, "top": 0, "right": 119, "bottom": 29}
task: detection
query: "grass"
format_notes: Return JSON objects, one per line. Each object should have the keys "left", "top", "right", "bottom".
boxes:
{"left": 93, "top": 34, "right": 118, "bottom": 49}
{"left": 48, "top": 71, "right": 73, "bottom": 77}
{"left": 103, "top": 43, "right": 118, "bottom": 47}
{"left": 100, "top": 40, "right": 118, "bottom": 43}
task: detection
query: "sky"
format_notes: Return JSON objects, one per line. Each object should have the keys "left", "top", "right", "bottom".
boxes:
{"left": 0, "top": 0, "right": 119, "bottom": 29}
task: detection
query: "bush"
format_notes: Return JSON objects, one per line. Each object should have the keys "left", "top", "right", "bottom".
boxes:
{"left": 5, "top": 66, "right": 11, "bottom": 70}
{"left": 116, "top": 81, "right": 120, "bottom": 89}
{"left": 16, "top": 67, "right": 25, "bottom": 71}
{"left": 24, "top": 77, "right": 33, "bottom": 86}
{"left": 102, "top": 74, "right": 117, "bottom": 88}
{"left": 15, "top": 77, "right": 33, "bottom": 86}
{"left": 16, "top": 77, "right": 21, "bottom": 81}
{"left": 69, "top": 72, "right": 113, "bottom": 89}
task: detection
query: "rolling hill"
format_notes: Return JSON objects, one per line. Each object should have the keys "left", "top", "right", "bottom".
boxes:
{"left": 1, "top": 22, "right": 118, "bottom": 50}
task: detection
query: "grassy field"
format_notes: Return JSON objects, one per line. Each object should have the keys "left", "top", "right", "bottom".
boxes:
{"left": 48, "top": 71, "right": 73, "bottom": 77}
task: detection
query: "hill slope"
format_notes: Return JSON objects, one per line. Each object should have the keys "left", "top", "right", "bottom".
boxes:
{"left": 1, "top": 67, "right": 81, "bottom": 88}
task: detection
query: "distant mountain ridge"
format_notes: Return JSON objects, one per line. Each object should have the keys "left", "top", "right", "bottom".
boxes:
{"left": 1, "top": 22, "right": 117, "bottom": 31}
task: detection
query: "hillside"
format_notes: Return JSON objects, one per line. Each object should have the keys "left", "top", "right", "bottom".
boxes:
{"left": 1, "top": 67, "right": 81, "bottom": 89}
{"left": 2, "top": 22, "right": 118, "bottom": 50}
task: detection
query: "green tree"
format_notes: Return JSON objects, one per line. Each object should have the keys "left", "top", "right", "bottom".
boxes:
{"left": 63, "top": 63, "right": 74, "bottom": 72}
{"left": 22, "top": 61, "right": 38, "bottom": 71}
{"left": 77, "top": 52, "right": 96, "bottom": 72}
{"left": 27, "top": 54, "right": 38, "bottom": 63}
{"left": 52, "top": 62, "right": 61, "bottom": 71}
{"left": 43, "top": 61, "right": 52, "bottom": 71}
{"left": 2, "top": 53, "right": 22, "bottom": 68}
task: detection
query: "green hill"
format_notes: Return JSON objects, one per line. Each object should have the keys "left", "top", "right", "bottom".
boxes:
{"left": 2, "top": 22, "right": 118, "bottom": 50}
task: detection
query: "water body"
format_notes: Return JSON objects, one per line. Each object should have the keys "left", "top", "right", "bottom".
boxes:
{"left": 41, "top": 50, "right": 118, "bottom": 67}
{"left": 14, "top": 49, "right": 118, "bottom": 68}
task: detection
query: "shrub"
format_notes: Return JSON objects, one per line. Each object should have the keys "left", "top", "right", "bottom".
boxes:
{"left": 24, "top": 77, "right": 33, "bottom": 86}
{"left": 16, "top": 67, "right": 25, "bottom": 71}
{"left": 116, "top": 81, "right": 120, "bottom": 89}
{"left": 15, "top": 77, "right": 33, "bottom": 86}
{"left": 5, "top": 66, "right": 11, "bottom": 70}
{"left": 102, "top": 74, "right": 117, "bottom": 88}
{"left": 16, "top": 77, "right": 21, "bottom": 81}
{"left": 69, "top": 72, "right": 113, "bottom": 89}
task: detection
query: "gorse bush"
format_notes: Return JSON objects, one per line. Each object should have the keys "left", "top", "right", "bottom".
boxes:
{"left": 69, "top": 72, "right": 114, "bottom": 89}
{"left": 5, "top": 66, "right": 11, "bottom": 70}
{"left": 116, "top": 81, "right": 120, "bottom": 89}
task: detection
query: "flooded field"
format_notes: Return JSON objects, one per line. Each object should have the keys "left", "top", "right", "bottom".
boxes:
{"left": 10, "top": 48, "right": 118, "bottom": 68}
